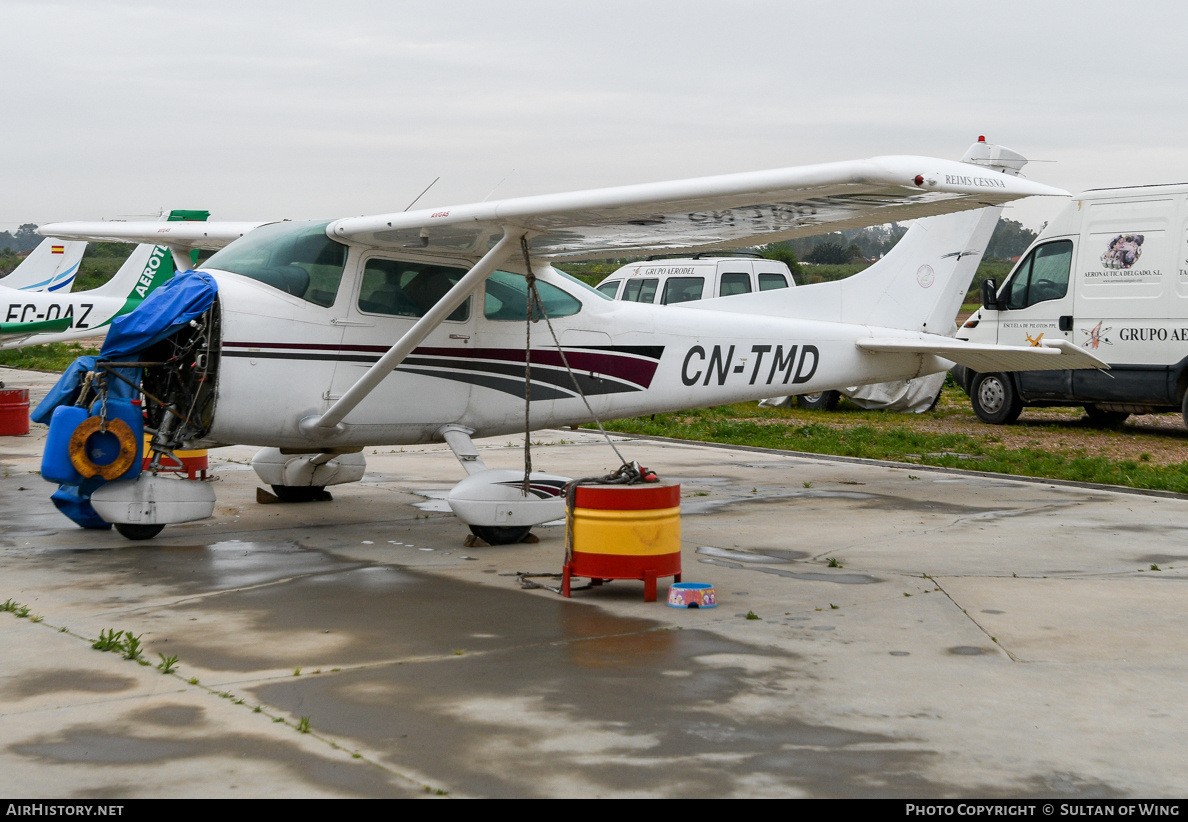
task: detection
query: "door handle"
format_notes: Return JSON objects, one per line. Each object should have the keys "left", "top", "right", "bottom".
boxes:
{"left": 1059, "top": 315, "right": 1073, "bottom": 332}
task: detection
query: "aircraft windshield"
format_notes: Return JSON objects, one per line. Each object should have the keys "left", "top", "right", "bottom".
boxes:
{"left": 204, "top": 221, "right": 348, "bottom": 307}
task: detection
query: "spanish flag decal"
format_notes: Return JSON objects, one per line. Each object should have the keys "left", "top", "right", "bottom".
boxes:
{"left": 51, "top": 245, "right": 64, "bottom": 254}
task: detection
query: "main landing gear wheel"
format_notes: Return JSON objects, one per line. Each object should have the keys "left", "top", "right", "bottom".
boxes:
{"left": 796, "top": 390, "right": 841, "bottom": 411}
{"left": 115, "top": 523, "right": 166, "bottom": 540}
{"left": 270, "top": 485, "right": 332, "bottom": 502}
{"left": 1083, "top": 404, "right": 1130, "bottom": 426}
{"left": 970, "top": 372, "right": 1023, "bottom": 425}
{"left": 468, "top": 525, "right": 532, "bottom": 545}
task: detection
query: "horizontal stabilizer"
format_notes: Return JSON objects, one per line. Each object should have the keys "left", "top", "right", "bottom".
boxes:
{"left": 856, "top": 337, "right": 1109, "bottom": 373}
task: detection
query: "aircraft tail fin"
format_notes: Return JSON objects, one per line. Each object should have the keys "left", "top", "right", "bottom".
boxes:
{"left": 830, "top": 204, "right": 1003, "bottom": 334}
{"left": 1, "top": 238, "right": 86, "bottom": 293}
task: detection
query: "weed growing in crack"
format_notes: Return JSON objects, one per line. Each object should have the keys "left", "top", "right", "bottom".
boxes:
{"left": 120, "top": 633, "right": 144, "bottom": 661}
{"left": 92, "top": 629, "right": 124, "bottom": 652}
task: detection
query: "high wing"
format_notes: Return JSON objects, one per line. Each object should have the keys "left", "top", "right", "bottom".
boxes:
{"left": 37, "top": 221, "right": 267, "bottom": 251}
{"left": 327, "top": 155, "right": 1066, "bottom": 261}
{"left": 40, "top": 155, "right": 1062, "bottom": 262}
{"left": 856, "top": 338, "right": 1109, "bottom": 373}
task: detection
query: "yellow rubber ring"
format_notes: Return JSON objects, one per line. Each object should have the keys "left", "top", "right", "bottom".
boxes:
{"left": 68, "top": 416, "right": 138, "bottom": 480}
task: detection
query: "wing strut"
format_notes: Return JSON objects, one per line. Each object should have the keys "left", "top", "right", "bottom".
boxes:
{"left": 299, "top": 229, "right": 525, "bottom": 438}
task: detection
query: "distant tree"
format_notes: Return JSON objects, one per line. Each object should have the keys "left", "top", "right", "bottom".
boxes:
{"left": 758, "top": 242, "right": 802, "bottom": 277}
{"left": 0, "top": 248, "right": 20, "bottom": 275}
{"left": 985, "top": 218, "right": 1037, "bottom": 260}
{"left": 805, "top": 241, "right": 861, "bottom": 265}
{"left": 86, "top": 242, "right": 137, "bottom": 258}
{"left": 13, "top": 224, "right": 40, "bottom": 253}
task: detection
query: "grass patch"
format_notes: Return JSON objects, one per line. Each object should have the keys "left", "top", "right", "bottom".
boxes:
{"left": 0, "top": 342, "right": 96, "bottom": 372}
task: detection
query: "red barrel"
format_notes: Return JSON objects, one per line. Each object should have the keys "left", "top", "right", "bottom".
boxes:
{"left": 563, "top": 482, "right": 682, "bottom": 602}
{"left": 0, "top": 389, "right": 30, "bottom": 436}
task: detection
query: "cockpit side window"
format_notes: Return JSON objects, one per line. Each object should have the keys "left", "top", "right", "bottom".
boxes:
{"left": 357, "top": 259, "right": 470, "bottom": 322}
{"left": 484, "top": 270, "right": 582, "bottom": 321}
{"left": 204, "top": 221, "right": 347, "bottom": 307}
{"left": 1003, "top": 240, "right": 1073, "bottom": 310}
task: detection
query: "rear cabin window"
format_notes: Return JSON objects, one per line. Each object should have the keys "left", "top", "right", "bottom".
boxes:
{"left": 661, "top": 277, "right": 705, "bottom": 304}
{"left": 758, "top": 273, "right": 789, "bottom": 290}
{"left": 1004, "top": 240, "right": 1074, "bottom": 310}
{"left": 622, "top": 278, "right": 658, "bottom": 303}
{"left": 719, "top": 272, "right": 752, "bottom": 297}
{"left": 357, "top": 259, "right": 470, "bottom": 322}
{"left": 484, "top": 270, "right": 582, "bottom": 321}
{"left": 204, "top": 220, "right": 347, "bottom": 307}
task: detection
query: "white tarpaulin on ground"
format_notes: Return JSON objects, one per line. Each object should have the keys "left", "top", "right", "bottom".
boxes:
{"left": 759, "top": 371, "right": 946, "bottom": 414}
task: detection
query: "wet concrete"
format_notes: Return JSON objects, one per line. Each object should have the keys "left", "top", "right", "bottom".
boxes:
{"left": 3, "top": 365, "right": 1188, "bottom": 797}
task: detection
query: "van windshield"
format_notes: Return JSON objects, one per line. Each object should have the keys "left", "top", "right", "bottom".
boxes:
{"left": 1004, "top": 240, "right": 1073, "bottom": 310}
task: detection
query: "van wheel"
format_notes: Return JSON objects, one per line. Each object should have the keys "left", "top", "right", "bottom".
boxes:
{"left": 468, "top": 525, "right": 532, "bottom": 545}
{"left": 1084, "top": 404, "right": 1130, "bottom": 426}
{"left": 970, "top": 373, "right": 1022, "bottom": 424}
{"left": 115, "top": 523, "right": 165, "bottom": 540}
{"left": 796, "top": 391, "right": 841, "bottom": 411}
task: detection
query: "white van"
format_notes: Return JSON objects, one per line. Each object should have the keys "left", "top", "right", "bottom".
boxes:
{"left": 954, "top": 183, "right": 1188, "bottom": 426}
{"left": 594, "top": 256, "right": 795, "bottom": 303}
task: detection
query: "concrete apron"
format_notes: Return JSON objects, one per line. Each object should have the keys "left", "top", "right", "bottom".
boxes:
{"left": 1, "top": 366, "right": 1186, "bottom": 798}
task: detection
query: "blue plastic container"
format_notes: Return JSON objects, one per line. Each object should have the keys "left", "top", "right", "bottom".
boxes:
{"left": 41, "top": 405, "right": 88, "bottom": 484}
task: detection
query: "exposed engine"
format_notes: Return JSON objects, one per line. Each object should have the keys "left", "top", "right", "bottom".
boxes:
{"left": 138, "top": 301, "right": 220, "bottom": 463}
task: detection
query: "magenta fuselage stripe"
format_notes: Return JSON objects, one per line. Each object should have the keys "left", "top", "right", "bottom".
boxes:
{"left": 222, "top": 342, "right": 662, "bottom": 389}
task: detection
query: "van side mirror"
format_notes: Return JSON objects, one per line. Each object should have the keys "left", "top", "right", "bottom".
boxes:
{"left": 981, "top": 278, "right": 1002, "bottom": 311}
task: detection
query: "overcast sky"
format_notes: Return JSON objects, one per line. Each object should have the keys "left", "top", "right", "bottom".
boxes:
{"left": 4, "top": 0, "right": 1187, "bottom": 235}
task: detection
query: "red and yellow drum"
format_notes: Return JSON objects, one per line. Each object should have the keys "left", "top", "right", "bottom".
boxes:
{"left": 142, "top": 434, "right": 208, "bottom": 480}
{"left": 563, "top": 482, "right": 681, "bottom": 602}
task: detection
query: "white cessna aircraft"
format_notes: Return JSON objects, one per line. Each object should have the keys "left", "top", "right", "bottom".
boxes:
{"left": 1, "top": 211, "right": 210, "bottom": 349}
{"left": 1, "top": 237, "right": 86, "bottom": 293}
{"left": 41, "top": 139, "right": 1103, "bottom": 541}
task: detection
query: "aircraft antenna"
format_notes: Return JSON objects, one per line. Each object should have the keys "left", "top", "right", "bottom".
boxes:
{"left": 403, "top": 177, "right": 440, "bottom": 212}
{"left": 482, "top": 170, "right": 515, "bottom": 203}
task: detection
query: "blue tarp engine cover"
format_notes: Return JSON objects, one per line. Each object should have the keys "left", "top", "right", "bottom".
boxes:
{"left": 99, "top": 270, "right": 218, "bottom": 361}
{"left": 33, "top": 271, "right": 217, "bottom": 424}
{"left": 34, "top": 270, "right": 218, "bottom": 528}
